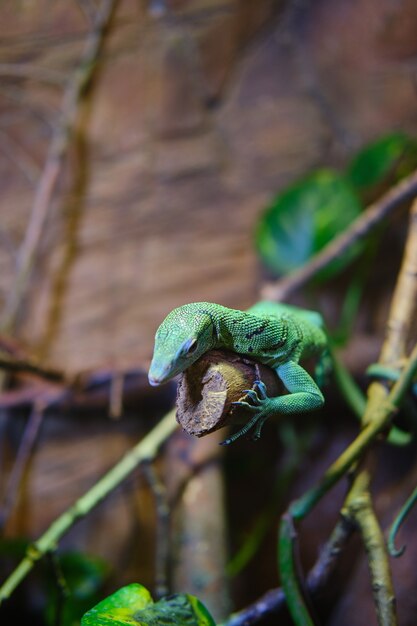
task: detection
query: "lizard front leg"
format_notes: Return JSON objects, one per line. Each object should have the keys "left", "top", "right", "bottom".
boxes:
{"left": 221, "top": 361, "right": 324, "bottom": 445}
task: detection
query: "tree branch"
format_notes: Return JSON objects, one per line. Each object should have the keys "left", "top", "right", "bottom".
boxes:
{"left": 262, "top": 170, "right": 417, "bottom": 302}
{"left": 0, "top": 351, "right": 68, "bottom": 384}
{"left": 0, "top": 409, "right": 177, "bottom": 605}
{"left": 0, "top": 403, "right": 46, "bottom": 529}
{"left": 280, "top": 197, "right": 417, "bottom": 625}
{"left": 222, "top": 517, "right": 353, "bottom": 626}
{"left": 0, "top": 0, "right": 119, "bottom": 333}
{"left": 289, "top": 341, "right": 417, "bottom": 522}
{"left": 176, "top": 349, "right": 281, "bottom": 438}
{"left": 342, "top": 471, "right": 396, "bottom": 626}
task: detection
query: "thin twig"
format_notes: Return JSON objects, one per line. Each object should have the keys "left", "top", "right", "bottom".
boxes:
{"left": 0, "top": 403, "right": 46, "bottom": 529}
{"left": 262, "top": 169, "right": 417, "bottom": 301}
{"left": 377, "top": 199, "right": 417, "bottom": 558}
{"left": 0, "top": 352, "right": 68, "bottom": 384}
{"left": 0, "top": 409, "right": 177, "bottom": 605}
{"left": 290, "top": 341, "right": 417, "bottom": 521}
{"left": 288, "top": 197, "right": 417, "bottom": 520}
{"left": 332, "top": 243, "right": 417, "bottom": 626}
{"left": 0, "top": 366, "right": 166, "bottom": 414}
{"left": 0, "top": 0, "right": 119, "bottom": 333}
{"left": 0, "top": 63, "right": 66, "bottom": 85}
{"left": 74, "top": 0, "right": 98, "bottom": 25}
{"left": 284, "top": 199, "right": 417, "bottom": 625}
{"left": 0, "top": 84, "right": 56, "bottom": 128}
{"left": 142, "top": 460, "right": 170, "bottom": 600}
{"left": 0, "top": 127, "right": 41, "bottom": 185}
{"left": 278, "top": 513, "right": 316, "bottom": 625}
{"left": 379, "top": 198, "right": 417, "bottom": 368}
{"left": 388, "top": 483, "right": 417, "bottom": 557}
{"left": 46, "top": 551, "right": 70, "bottom": 626}
{"left": 109, "top": 371, "right": 125, "bottom": 419}
{"left": 0, "top": 230, "right": 18, "bottom": 263}
{"left": 222, "top": 517, "right": 353, "bottom": 626}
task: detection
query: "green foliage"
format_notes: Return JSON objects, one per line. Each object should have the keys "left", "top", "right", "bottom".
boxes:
{"left": 255, "top": 131, "right": 417, "bottom": 282}
{"left": 45, "top": 552, "right": 109, "bottom": 626}
{"left": 348, "top": 132, "right": 417, "bottom": 193}
{"left": 0, "top": 540, "right": 110, "bottom": 626}
{"left": 81, "top": 583, "right": 216, "bottom": 626}
{"left": 255, "top": 169, "right": 362, "bottom": 278}
{"left": 0, "top": 537, "right": 29, "bottom": 559}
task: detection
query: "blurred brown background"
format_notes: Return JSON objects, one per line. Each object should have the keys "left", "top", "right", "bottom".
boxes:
{"left": 2, "top": 0, "right": 417, "bottom": 371}
{"left": 1, "top": 1, "right": 417, "bottom": 624}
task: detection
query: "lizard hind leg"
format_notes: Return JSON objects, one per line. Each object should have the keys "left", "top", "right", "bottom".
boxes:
{"left": 220, "top": 381, "right": 272, "bottom": 445}
{"left": 219, "top": 413, "right": 263, "bottom": 446}
{"left": 314, "top": 349, "right": 332, "bottom": 388}
{"left": 252, "top": 415, "right": 269, "bottom": 441}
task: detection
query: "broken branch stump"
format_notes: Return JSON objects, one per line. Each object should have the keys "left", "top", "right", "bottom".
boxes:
{"left": 176, "top": 349, "right": 282, "bottom": 437}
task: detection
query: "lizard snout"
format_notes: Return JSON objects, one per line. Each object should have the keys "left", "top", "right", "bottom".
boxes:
{"left": 148, "top": 374, "right": 162, "bottom": 386}
{"left": 148, "top": 359, "right": 173, "bottom": 386}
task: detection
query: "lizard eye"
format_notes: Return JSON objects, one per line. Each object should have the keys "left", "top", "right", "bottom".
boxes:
{"left": 186, "top": 338, "right": 198, "bottom": 356}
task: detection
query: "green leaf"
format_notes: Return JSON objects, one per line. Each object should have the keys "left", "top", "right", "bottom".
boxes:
{"left": 81, "top": 584, "right": 216, "bottom": 626}
{"left": 82, "top": 584, "right": 152, "bottom": 626}
{"left": 348, "top": 132, "right": 417, "bottom": 193}
{"left": 255, "top": 169, "right": 363, "bottom": 278}
{"left": 133, "top": 594, "right": 216, "bottom": 626}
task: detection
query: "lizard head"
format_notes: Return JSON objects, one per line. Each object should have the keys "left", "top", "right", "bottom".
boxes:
{"left": 148, "top": 303, "right": 217, "bottom": 386}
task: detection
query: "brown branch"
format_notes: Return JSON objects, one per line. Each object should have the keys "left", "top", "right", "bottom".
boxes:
{"left": 0, "top": 0, "right": 119, "bottom": 333}
{"left": 261, "top": 169, "right": 417, "bottom": 302}
{"left": 74, "top": 0, "right": 98, "bottom": 25}
{"left": 165, "top": 428, "right": 232, "bottom": 621}
{"left": 109, "top": 371, "right": 125, "bottom": 419}
{"left": 342, "top": 471, "right": 396, "bottom": 626}
{"left": 0, "top": 84, "right": 56, "bottom": 128}
{"left": 0, "top": 402, "right": 47, "bottom": 529}
{"left": 142, "top": 460, "right": 170, "bottom": 600}
{"left": 0, "top": 386, "right": 48, "bottom": 410}
{"left": 255, "top": 187, "right": 417, "bottom": 626}
{"left": 0, "top": 367, "right": 172, "bottom": 416}
{"left": 0, "top": 128, "right": 41, "bottom": 185}
{"left": 222, "top": 517, "right": 353, "bottom": 626}
{"left": 0, "top": 409, "right": 178, "bottom": 605}
{"left": 332, "top": 198, "right": 417, "bottom": 626}
{"left": 363, "top": 198, "right": 417, "bottom": 428}
{"left": 172, "top": 354, "right": 285, "bottom": 620}
{"left": 379, "top": 198, "right": 417, "bottom": 367}
{"left": 176, "top": 349, "right": 282, "bottom": 438}
{"left": 0, "top": 352, "right": 68, "bottom": 384}
{"left": 0, "top": 63, "right": 66, "bottom": 85}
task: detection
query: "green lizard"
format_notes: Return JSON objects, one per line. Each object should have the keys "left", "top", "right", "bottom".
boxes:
{"left": 148, "top": 301, "right": 328, "bottom": 445}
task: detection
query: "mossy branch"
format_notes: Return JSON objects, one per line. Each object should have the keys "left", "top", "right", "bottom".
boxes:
{"left": 0, "top": 409, "right": 177, "bottom": 605}
{"left": 280, "top": 199, "right": 417, "bottom": 626}
{"left": 222, "top": 517, "right": 353, "bottom": 626}
{"left": 278, "top": 514, "right": 317, "bottom": 626}
{"left": 342, "top": 471, "right": 396, "bottom": 626}
{"left": 289, "top": 342, "right": 417, "bottom": 521}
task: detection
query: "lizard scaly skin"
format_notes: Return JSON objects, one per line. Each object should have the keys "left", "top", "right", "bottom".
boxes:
{"left": 148, "top": 302, "right": 328, "bottom": 444}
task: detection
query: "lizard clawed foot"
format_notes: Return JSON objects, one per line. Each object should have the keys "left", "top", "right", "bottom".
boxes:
{"left": 231, "top": 380, "right": 269, "bottom": 411}
{"left": 220, "top": 381, "right": 272, "bottom": 445}
{"left": 251, "top": 415, "right": 269, "bottom": 441}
